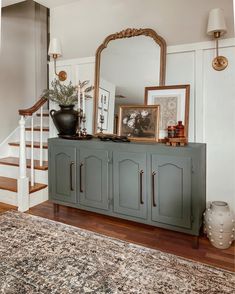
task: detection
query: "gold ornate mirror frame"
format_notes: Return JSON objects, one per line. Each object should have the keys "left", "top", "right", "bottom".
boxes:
{"left": 93, "top": 28, "right": 167, "bottom": 135}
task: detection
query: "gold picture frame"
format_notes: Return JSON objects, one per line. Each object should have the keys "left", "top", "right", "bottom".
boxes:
{"left": 118, "top": 105, "right": 160, "bottom": 142}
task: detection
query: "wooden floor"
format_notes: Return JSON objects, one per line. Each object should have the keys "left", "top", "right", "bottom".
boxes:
{"left": 0, "top": 202, "right": 234, "bottom": 272}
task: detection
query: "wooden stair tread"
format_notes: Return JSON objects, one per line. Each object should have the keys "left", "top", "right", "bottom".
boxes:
{"left": 9, "top": 141, "right": 48, "bottom": 149}
{"left": 0, "top": 176, "right": 47, "bottom": 194}
{"left": 26, "top": 126, "right": 49, "bottom": 132}
{"left": 0, "top": 157, "right": 48, "bottom": 171}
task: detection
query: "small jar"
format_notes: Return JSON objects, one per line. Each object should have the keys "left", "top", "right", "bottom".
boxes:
{"left": 167, "top": 126, "right": 176, "bottom": 138}
{"left": 175, "top": 121, "right": 184, "bottom": 138}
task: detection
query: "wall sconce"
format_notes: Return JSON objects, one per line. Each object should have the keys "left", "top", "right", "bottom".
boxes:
{"left": 207, "top": 8, "right": 228, "bottom": 71}
{"left": 48, "top": 38, "right": 67, "bottom": 81}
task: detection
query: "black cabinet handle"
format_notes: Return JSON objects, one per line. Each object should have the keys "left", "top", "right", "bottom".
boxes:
{"left": 70, "top": 161, "right": 75, "bottom": 191}
{"left": 140, "top": 170, "right": 144, "bottom": 205}
{"left": 80, "top": 162, "right": 84, "bottom": 193}
{"left": 152, "top": 171, "right": 157, "bottom": 207}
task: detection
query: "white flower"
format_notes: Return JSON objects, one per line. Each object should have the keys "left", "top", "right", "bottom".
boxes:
{"left": 123, "top": 117, "right": 128, "bottom": 124}
{"left": 127, "top": 119, "right": 135, "bottom": 128}
{"left": 141, "top": 110, "right": 148, "bottom": 117}
{"left": 130, "top": 112, "right": 138, "bottom": 119}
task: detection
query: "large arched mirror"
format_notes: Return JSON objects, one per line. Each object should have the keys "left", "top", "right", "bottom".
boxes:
{"left": 93, "top": 28, "right": 167, "bottom": 135}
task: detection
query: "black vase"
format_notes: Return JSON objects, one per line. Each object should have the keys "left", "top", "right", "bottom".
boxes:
{"left": 50, "top": 105, "right": 78, "bottom": 136}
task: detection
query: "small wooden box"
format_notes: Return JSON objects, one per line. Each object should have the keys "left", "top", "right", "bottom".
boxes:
{"left": 165, "top": 137, "right": 188, "bottom": 147}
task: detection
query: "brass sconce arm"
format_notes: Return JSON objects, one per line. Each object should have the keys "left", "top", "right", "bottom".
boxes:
{"left": 52, "top": 54, "right": 67, "bottom": 82}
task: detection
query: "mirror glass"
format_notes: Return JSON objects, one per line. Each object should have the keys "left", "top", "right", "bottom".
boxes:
{"left": 95, "top": 34, "right": 163, "bottom": 134}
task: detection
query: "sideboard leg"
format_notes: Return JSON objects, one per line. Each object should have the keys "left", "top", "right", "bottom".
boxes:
{"left": 53, "top": 204, "right": 60, "bottom": 214}
{"left": 192, "top": 236, "right": 199, "bottom": 249}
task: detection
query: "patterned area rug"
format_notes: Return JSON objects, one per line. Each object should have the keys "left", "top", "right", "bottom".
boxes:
{"left": 0, "top": 211, "right": 234, "bottom": 294}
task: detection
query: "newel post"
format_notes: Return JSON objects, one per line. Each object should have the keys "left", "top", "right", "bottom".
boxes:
{"left": 17, "top": 115, "right": 29, "bottom": 212}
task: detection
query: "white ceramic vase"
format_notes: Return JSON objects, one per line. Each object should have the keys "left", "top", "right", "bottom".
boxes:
{"left": 204, "top": 201, "right": 235, "bottom": 249}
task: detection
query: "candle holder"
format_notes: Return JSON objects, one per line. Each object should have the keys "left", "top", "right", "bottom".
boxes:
{"left": 76, "top": 108, "right": 83, "bottom": 138}
{"left": 82, "top": 113, "right": 87, "bottom": 136}
{"left": 99, "top": 114, "right": 104, "bottom": 134}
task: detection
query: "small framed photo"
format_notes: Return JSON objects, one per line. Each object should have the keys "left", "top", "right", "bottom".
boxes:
{"left": 118, "top": 105, "right": 160, "bottom": 142}
{"left": 145, "top": 85, "right": 190, "bottom": 140}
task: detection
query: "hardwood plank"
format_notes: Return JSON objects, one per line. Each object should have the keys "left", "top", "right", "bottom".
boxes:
{"left": 27, "top": 202, "right": 235, "bottom": 272}
{"left": 0, "top": 176, "right": 47, "bottom": 193}
{"left": 0, "top": 157, "right": 48, "bottom": 171}
{"left": 9, "top": 141, "right": 48, "bottom": 149}
{"left": 0, "top": 202, "right": 16, "bottom": 213}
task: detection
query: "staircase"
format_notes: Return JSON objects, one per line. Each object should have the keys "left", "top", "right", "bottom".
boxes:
{"left": 0, "top": 98, "right": 49, "bottom": 211}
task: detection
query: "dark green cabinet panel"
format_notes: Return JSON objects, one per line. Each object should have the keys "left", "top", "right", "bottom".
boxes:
{"left": 79, "top": 148, "right": 109, "bottom": 210}
{"left": 49, "top": 146, "right": 77, "bottom": 204}
{"left": 151, "top": 155, "right": 192, "bottom": 228}
{"left": 48, "top": 138, "right": 206, "bottom": 237}
{"left": 113, "top": 152, "right": 147, "bottom": 219}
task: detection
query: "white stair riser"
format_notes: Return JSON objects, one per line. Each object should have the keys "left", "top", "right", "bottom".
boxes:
{"left": 26, "top": 116, "right": 50, "bottom": 127}
{"left": 0, "top": 190, "right": 17, "bottom": 206}
{"left": 30, "top": 187, "right": 48, "bottom": 208}
{"left": 9, "top": 147, "right": 48, "bottom": 161}
{"left": 0, "top": 187, "right": 48, "bottom": 208}
{"left": 25, "top": 131, "right": 49, "bottom": 142}
{"left": 0, "top": 165, "right": 48, "bottom": 184}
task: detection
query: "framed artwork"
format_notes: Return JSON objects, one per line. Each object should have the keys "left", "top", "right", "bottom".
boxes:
{"left": 118, "top": 105, "right": 160, "bottom": 142}
{"left": 145, "top": 85, "right": 190, "bottom": 140}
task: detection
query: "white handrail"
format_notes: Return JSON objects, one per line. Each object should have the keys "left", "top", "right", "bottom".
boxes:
{"left": 18, "top": 116, "right": 29, "bottom": 212}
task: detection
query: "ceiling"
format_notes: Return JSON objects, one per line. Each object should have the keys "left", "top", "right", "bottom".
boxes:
{"left": 2, "top": 0, "right": 25, "bottom": 7}
{"left": 2, "top": 0, "right": 81, "bottom": 8}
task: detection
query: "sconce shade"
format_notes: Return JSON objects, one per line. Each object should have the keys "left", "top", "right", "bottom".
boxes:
{"left": 207, "top": 8, "right": 227, "bottom": 36}
{"left": 48, "top": 38, "right": 62, "bottom": 56}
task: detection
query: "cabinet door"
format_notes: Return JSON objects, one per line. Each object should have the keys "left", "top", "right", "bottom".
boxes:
{"left": 151, "top": 155, "right": 192, "bottom": 228}
{"left": 49, "top": 145, "right": 77, "bottom": 204}
{"left": 79, "top": 148, "right": 109, "bottom": 210}
{"left": 113, "top": 152, "right": 147, "bottom": 219}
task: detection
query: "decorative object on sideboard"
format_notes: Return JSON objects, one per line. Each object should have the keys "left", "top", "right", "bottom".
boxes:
{"left": 43, "top": 80, "right": 78, "bottom": 136}
{"left": 207, "top": 8, "right": 228, "bottom": 71}
{"left": 48, "top": 38, "right": 67, "bottom": 81}
{"left": 204, "top": 201, "right": 235, "bottom": 249}
{"left": 118, "top": 105, "right": 160, "bottom": 142}
{"left": 145, "top": 85, "right": 190, "bottom": 142}
{"left": 165, "top": 121, "right": 187, "bottom": 147}
{"left": 76, "top": 80, "right": 94, "bottom": 139}
{"left": 98, "top": 134, "right": 130, "bottom": 143}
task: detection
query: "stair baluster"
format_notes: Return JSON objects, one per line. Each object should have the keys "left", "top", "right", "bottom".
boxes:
{"left": 18, "top": 116, "right": 30, "bottom": 212}
{"left": 39, "top": 107, "right": 43, "bottom": 166}
{"left": 30, "top": 115, "right": 35, "bottom": 186}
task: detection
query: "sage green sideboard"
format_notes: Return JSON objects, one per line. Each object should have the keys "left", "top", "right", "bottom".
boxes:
{"left": 48, "top": 138, "right": 206, "bottom": 239}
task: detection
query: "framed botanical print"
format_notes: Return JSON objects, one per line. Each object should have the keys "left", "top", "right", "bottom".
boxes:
{"left": 145, "top": 85, "right": 190, "bottom": 140}
{"left": 118, "top": 105, "right": 160, "bottom": 142}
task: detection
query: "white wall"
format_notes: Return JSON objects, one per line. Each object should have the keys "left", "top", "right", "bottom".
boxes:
{"left": 50, "top": 0, "right": 235, "bottom": 211}
{"left": 0, "top": 0, "right": 48, "bottom": 143}
{"left": 50, "top": 0, "right": 234, "bottom": 59}
{"left": 52, "top": 38, "right": 235, "bottom": 211}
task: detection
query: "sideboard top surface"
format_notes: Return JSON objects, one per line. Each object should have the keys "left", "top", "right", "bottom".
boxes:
{"left": 49, "top": 138, "right": 206, "bottom": 154}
